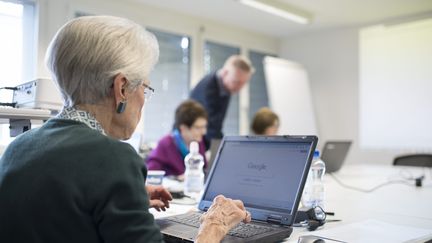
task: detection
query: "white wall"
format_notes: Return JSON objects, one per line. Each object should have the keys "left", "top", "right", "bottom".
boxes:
{"left": 33, "top": 0, "right": 279, "bottom": 137}
{"left": 9, "top": 0, "right": 419, "bottom": 164}
{"left": 3, "top": 0, "right": 278, "bottom": 153}
{"left": 35, "top": 0, "right": 279, "bottom": 83}
{"left": 2, "top": 0, "right": 418, "bottom": 164}
{"left": 280, "top": 28, "right": 397, "bottom": 165}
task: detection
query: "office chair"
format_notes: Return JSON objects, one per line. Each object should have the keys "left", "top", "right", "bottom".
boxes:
{"left": 393, "top": 154, "right": 432, "bottom": 167}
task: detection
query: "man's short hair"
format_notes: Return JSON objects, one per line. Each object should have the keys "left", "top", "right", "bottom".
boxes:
{"left": 223, "top": 55, "right": 255, "bottom": 74}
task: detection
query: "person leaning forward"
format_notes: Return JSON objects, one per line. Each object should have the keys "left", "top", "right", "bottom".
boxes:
{"left": 190, "top": 55, "right": 254, "bottom": 148}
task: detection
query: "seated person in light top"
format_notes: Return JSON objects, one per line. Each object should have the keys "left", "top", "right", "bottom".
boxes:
{"left": 147, "top": 99, "right": 208, "bottom": 177}
{"left": 251, "top": 107, "right": 280, "bottom": 135}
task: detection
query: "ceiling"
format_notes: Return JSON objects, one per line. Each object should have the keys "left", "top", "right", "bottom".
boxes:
{"left": 131, "top": 0, "right": 432, "bottom": 38}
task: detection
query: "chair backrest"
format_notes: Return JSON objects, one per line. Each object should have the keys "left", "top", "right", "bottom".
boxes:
{"left": 393, "top": 154, "right": 432, "bottom": 167}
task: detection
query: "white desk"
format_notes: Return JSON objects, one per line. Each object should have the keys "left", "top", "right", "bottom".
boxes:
{"left": 0, "top": 107, "right": 51, "bottom": 120}
{"left": 0, "top": 107, "right": 52, "bottom": 138}
{"left": 286, "top": 164, "right": 432, "bottom": 242}
{"left": 151, "top": 164, "right": 432, "bottom": 242}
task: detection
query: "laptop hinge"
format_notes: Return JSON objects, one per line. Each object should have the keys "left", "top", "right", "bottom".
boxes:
{"left": 266, "top": 215, "right": 283, "bottom": 225}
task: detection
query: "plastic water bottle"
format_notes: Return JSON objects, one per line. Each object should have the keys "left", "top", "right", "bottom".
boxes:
{"left": 184, "top": 141, "right": 205, "bottom": 200}
{"left": 302, "top": 150, "right": 326, "bottom": 209}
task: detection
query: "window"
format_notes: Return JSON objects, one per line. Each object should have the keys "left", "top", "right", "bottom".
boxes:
{"left": 0, "top": 0, "right": 36, "bottom": 148}
{"left": 1, "top": 1, "right": 22, "bottom": 95}
{"left": 248, "top": 50, "right": 275, "bottom": 122}
{"left": 204, "top": 41, "right": 240, "bottom": 136}
{"left": 142, "top": 29, "right": 191, "bottom": 143}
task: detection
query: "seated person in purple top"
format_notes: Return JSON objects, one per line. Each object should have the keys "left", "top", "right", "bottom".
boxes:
{"left": 146, "top": 99, "right": 208, "bottom": 178}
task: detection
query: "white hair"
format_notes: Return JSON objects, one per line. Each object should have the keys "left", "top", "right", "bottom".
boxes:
{"left": 45, "top": 16, "right": 159, "bottom": 107}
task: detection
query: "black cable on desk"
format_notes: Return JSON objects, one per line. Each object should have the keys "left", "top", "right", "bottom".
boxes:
{"left": 329, "top": 173, "right": 413, "bottom": 193}
{"left": 0, "top": 102, "right": 17, "bottom": 107}
{"left": 0, "top": 86, "right": 18, "bottom": 91}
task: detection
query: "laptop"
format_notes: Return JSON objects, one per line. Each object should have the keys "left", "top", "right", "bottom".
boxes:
{"left": 156, "top": 135, "right": 318, "bottom": 242}
{"left": 205, "top": 138, "right": 222, "bottom": 177}
{"left": 321, "top": 141, "right": 352, "bottom": 173}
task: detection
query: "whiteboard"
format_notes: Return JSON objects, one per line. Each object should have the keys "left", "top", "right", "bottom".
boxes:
{"left": 359, "top": 18, "right": 432, "bottom": 150}
{"left": 263, "top": 56, "right": 317, "bottom": 135}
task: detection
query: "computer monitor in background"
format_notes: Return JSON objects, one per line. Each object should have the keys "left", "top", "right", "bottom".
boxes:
{"left": 321, "top": 141, "right": 352, "bottom": 173}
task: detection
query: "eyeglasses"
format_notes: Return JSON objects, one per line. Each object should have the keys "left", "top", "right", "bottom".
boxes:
{"left": 191, "top": 124, "right": 207, "bottom": 131}
{"left": 142, "top": 82, "right": 155, "bottom": 101}
{"left": 110, "top": 78, "right": 155, "bottom": 101}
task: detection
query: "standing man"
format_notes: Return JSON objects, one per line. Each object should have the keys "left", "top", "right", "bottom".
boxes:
{"left": 190, "top": 55, "right": 254, "bottom": 148}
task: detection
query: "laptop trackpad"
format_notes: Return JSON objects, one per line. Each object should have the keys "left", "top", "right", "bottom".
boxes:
{"left": 158, "top": 219, "right": 198, "bottom": 242}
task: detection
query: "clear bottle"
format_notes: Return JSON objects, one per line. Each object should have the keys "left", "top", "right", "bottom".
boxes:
{"left": 184, "top": 141, "right": 205, "bottom": 200}
{"left": 302, "top": 150, "right": 326, "bottom": 209}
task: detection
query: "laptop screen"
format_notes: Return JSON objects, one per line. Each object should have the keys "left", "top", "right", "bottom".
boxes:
{"left": 321, "top": 141, "right": 352, "bottom": 173}
{"left": 200, "top": 136, "right": 317, "bottom": 224}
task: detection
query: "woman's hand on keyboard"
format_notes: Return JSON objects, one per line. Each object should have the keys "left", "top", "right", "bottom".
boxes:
{"left": 145, "top": 185, "right": 172, "bottom": 211}
{"left": 195, "top": 195, "right": 251, "bottom": 243}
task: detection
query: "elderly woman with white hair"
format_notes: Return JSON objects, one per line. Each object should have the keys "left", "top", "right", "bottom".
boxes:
{"left": 0, "top": 16, "right": 250, "bottom": 243}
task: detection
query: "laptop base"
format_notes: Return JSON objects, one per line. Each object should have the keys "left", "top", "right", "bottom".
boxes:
{"left": 157, "top": 213, "right": 293, "bottom": 243}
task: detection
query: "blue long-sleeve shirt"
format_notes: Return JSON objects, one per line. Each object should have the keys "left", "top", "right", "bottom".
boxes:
{"left": 190, "top": 71, "right": 230, "bottom": 145}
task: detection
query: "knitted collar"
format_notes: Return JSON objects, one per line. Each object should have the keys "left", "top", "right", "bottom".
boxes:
{"left": 57, "top": 106, "right": 106, "bottom": 135}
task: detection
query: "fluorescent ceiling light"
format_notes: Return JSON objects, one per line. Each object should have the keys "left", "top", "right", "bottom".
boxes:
{"left": 239, "top": 0, "right": 311, "bottom": 25}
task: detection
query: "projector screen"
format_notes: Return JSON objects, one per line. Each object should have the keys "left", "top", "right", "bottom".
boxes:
{"left": 264, "top": 56, "right": 317, "bottom": 135}
{"left": 359, "top": 17, "right": 432, "bottom": 150}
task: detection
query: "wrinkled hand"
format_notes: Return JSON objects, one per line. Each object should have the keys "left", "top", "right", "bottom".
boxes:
{"left": 196, "top": 195, "right": 251, "bottom": 242}
{"left": 145, "top": 185, "right": 172, "bottom": 212}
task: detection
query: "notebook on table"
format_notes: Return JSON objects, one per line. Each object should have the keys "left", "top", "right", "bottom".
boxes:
{"left": 156, "top": 135, "right": 318, "bottom": 243}
{"left": 321, "top": 141, "right": 352, "bottom": 173}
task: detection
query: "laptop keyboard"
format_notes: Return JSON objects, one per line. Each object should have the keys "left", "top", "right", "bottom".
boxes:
{"left": 169, "top": 213, "right": 276, "bottom": 238}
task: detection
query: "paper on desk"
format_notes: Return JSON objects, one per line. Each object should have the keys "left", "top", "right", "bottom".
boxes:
{"left": 313, "top": 219, "right": 432, "bottom": 243}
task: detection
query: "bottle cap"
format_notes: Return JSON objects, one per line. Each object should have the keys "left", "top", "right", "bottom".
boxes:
{"left": 314, "top": 150, "right": 320, "bottom": 158}
{"left": 189, "top": 141, "right": 199, "bottom": 153}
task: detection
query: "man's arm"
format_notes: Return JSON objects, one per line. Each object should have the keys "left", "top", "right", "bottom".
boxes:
{"left": 204, "top": 81, "right": 228, "bottom": 140}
